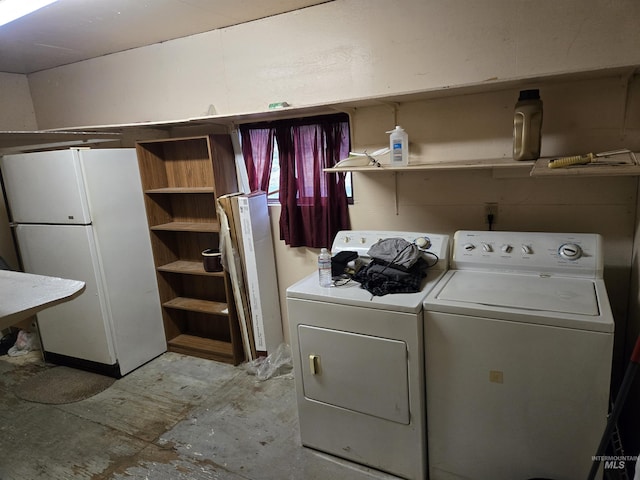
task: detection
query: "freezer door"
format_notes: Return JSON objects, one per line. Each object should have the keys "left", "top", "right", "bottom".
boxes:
{"left": 1, "top": 150, "right": 91, "bottom": 224}
{"left": 16, "top": 224, "right": 116, "bottom": 365}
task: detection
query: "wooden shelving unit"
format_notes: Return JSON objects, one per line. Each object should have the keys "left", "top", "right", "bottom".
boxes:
{"left": 136, "top": 134, "right": 244, "bottom": 365}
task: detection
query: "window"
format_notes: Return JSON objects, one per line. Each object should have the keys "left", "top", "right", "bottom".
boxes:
{"left": 241, "top": 120, "right": 352, "bottom": 203}
{"left": 239, "top": 113, "right": 351, "bottom": 248}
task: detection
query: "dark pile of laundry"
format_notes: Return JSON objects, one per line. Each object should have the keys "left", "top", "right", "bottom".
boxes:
{"left": 353, "top": 237, "right": 428, "bottom": 296}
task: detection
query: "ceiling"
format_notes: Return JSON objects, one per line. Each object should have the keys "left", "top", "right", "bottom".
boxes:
{"left": 0, "top": 0, "right": 330, "bottom": 75}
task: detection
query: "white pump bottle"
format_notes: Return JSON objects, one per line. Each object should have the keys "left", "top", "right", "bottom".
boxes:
{"left": 388, "top": 126, "right": 409, "bottom": 166}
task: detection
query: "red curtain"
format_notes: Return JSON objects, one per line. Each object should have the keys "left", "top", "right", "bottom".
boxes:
{"left": 240, "top": 126, "right": 275, "bottom": 192}
{"left": 241, "top": 114, "right": 350, "bottom": 249}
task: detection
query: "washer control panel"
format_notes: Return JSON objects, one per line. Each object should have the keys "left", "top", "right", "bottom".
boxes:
{"left": 452, "top": 230, "right": 603, "bottom": 277}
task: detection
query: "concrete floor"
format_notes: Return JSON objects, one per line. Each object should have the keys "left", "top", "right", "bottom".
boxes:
{"left": 0, "top": 350, "right": 401, "bottom": 480}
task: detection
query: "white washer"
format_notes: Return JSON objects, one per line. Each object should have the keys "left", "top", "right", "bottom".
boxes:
{"left": 423, "top": 230, "right": 614, "bottom": 480}
{"left": 286, "top": 230, "right": 450, "bottom": 480}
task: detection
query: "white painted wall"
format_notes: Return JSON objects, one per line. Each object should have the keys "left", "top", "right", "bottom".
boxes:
{"left": 0, "top": 72, "right": 37, "bottom": 130}
{"left": 0, "top": 72, "right": 36, "bottom": 270}
{"left": 27, "top": 0, "right": 640, "bottom": 129}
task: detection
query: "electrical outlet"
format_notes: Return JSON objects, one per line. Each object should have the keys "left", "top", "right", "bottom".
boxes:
{"left": 485, "top": 203, "right": 498, "bottom": 225}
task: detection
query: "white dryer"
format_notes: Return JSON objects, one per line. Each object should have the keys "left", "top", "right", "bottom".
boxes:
{"left": 423, "top": 230, "right": 614, "bottom": 480}
{"left": 286, "top": 230, "right": 450, "bottom": 480}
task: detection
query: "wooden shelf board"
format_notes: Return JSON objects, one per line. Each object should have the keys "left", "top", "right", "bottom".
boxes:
{"left": 163, "top": 296, "right": 228, "bottom": 315}
{"left": 0, "top": 130, "right": 122, "bottom": 155}
{"left": 145, "top": 187, "right": 214, "bottom": 194}
{"left": 324, "top": 157, "right": 535, "bottom": 173}
{"left": 530, "top": 155, "right": 640, "bottom": 177}
{"left": 326, "top": 153, "right": 640, "bottom": 178}
{"left": 167, "top": 333, "right": 233, "bottom": 360}
{"left": 150, "top": 221, "right": 220, "bottom": 232}
{"left": 157, "top": 260, "right": 224, "bottom": 276}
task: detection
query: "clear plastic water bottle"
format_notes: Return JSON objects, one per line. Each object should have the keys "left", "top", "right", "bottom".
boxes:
{"left": 318, "top": 248, "right": 332, "bottom": 287}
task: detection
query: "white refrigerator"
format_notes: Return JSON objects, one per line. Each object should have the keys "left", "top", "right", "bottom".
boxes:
{"left": 0, "top": 148, "right": 166, "bottom": 377}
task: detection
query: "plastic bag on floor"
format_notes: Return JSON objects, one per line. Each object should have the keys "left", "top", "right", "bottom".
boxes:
{"left": 8, "top": 330, "right": 39, "bottom": 357}
{"left": 243, "top": 343, "right": 292, "bottom": 381}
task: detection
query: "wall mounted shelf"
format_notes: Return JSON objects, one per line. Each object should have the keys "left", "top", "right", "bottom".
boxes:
{"left": 325, "top": 157, "right": 535, "bottom": 173}
{"left": 3, "top": 66, "right": 637, "bottom": 182}
{"left": 0, "top": 130, "right": 122, "bottom": 155}
{"left": 325, "top": 154, "right": 640, "bottom": 178}
{"left": 530, "top": 155, "right": 640, "bottom": 177}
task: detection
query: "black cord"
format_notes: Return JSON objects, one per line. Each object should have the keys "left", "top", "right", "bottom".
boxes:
{"left": 422, "top": 251, "right": 439, "bottom": 268}
{"left": 375, "top": 242, "right": 415, "bottom": 277}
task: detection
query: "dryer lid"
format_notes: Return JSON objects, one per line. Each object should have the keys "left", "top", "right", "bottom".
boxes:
{"left": 437, "top": 270, "right": 599, "bottom": 316}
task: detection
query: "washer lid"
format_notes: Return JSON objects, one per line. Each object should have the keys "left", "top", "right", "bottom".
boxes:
{"left": 438, "top": 271, "right": 599, "bottom": 316}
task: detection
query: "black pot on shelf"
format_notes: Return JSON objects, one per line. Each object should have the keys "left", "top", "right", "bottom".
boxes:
{"left": 202, "top": 248, "right": 222, "bottom": 272}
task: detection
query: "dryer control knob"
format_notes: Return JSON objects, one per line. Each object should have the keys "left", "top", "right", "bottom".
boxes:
{"left": 501, "top": 244, "right": 512, "bottom": 253}
{"left": 463, "top": 243, "right": 475, "bottom": 251}
{"left": 559, "top": 243, "right": 582, "bottom": 260}
{"left": 482, "top": 243, "right": 492, "bottom": 252}
{"left": 521, "top": 244, "right": 532, "bottom": 255}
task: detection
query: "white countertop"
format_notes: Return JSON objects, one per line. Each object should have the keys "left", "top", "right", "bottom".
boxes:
{"left": 0, "top": 270, "right": 85, "bottom": 330}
